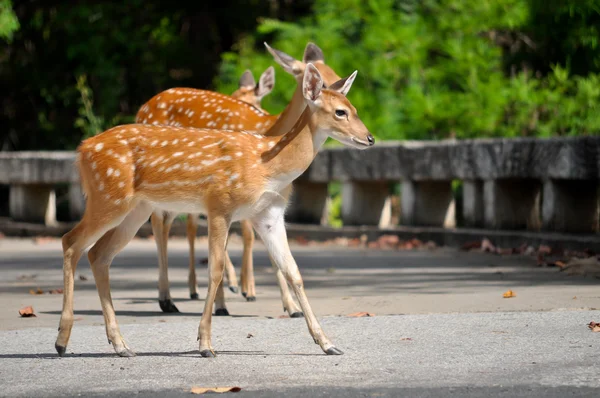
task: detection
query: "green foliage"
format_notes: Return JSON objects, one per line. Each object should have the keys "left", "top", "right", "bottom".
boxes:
{"left": 327, "top": 182, "right": 343, "bottom": 227}
{"left": 215, "top": 0, "right": 600, "bottom": 139}
{"left": 0, "top": 0, "right": 19, "bottom": 42}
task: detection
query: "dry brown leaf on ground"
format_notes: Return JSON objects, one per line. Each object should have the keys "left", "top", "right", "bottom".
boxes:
{"left": 49, "top": 288, "right": 63, "bottom": 294}
{"left": 560, "top": 256, "right": 600, "bottom": 278}
{"left": 538, "top": 244, "right": 552, "bottom": 255}
{"left": 246, "top": 333, "right": 254, "bottom": 338}
{"left": 400, "top": 337, "right": 413, "bottom": 341}
{"left": 78, "top": 274, "right": 88, "bottom": 281}
{"left": 588, "top": 322, "right": 600, "bottom": 332}
{"left": 481, "top": 238, "right": 496, "bottom": 253}
{"left": 190, "top": 386, "right": 242, "bottom": 394}
{"left": 19, "top": 306, "right": 36, "bottom": 317}
{"left": 460, "top": 241, "right": 482, "bottom": 251}
{"left": 502, "top": 290, "right": 516, "bottom": 298}
{"left": 549, "top": 260, "right": 566, "bottom": 268}
{"left": 29, "top": 288, "right": 44, "bottom": 295}
{"left": 33, "top": 236, "right": 56, "bottom": 245}
{"left": 295, "top": 236, "right": 309, "bottom": 245}
{"left": 347, "top": 312, "right": 375, "bottom": 317}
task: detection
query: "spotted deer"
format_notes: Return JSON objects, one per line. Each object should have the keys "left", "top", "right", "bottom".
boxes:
{"left": 136, "top": 42, "right": 345, "bottom": 317}
{"left": 55, "top": 63, "right": 374, "bottom": 358}
{"left": 231, "top": 66, "right": 276, "bottom": 109}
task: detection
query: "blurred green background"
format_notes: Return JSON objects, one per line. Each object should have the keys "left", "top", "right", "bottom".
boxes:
{"left": 1, "top": 0, "right": 599, "bottom": 153}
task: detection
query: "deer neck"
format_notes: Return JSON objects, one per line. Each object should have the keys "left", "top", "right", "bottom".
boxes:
{"left": 261, "top": 106, "right": 329, "bottom": 188}
{"left": 262, "top": 83, "right": 306, "bottom": 137}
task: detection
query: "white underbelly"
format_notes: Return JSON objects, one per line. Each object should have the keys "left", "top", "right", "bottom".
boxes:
{"left": 151, "top": 200, "right": 207, "bottom": 215}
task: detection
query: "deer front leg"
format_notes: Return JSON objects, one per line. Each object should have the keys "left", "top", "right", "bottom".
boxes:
{"left": 151, "top": 211, "right": 179, "bottom": 313}
{"left": 198, "top": 214, "right": 230, "bottom": 357}
{"left": 239, "top": 220, "right": 256, "bottom": 301}
{"left": 186, "top": 214, "right": 200, "bottom": 299}
{"left": 251, "top": 201, "right": 342, "bottom": 355}
{"left": 88, "top": 202, "right": 154, "bottom": 357}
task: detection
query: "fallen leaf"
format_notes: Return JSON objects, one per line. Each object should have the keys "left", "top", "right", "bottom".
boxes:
{"left": 191, "top": 387, "right": 241, "bottom": 394}
{"left": 400, "top": 337, "right": 413, "bottom": 341}
{"left": 573, "top": 296, "right": 577, "bottom": 300}
{"left": 33, "top": 236, "right": 55, "bottom": 245}
{"left": 588, "top": 322, "right": 600, "bottom": 332}
{"left": 29, "top": 288, "right": 44, "bottom": 295}
{"left": 560, "top": 256, "right": 600, "bottom": 278}
{"left": 347, "top": 312, "right": 375, "bottom": 317}
{"left": 496, "top": 247, "right": 513, "bottom": 255}
{"left": 538, "top": 244, "right": 552, "bottom": 255}
{"left": 49, "top": 288, "right": 63, "bottom": 294}
{"left": 246, "top": 333, "right": 254, "bottom": 338}
{"left": 461, "top": 241, "right": 482, "bottom": 251}
{"left": 481, "top": 238, "right": 496, "bottom": 253}
{"left": 550, "top": 260, "right": 566, "bottom": 268}
{"left": 376, "top": 234, "right": 400, "bottom": 249}
{"left": 19, "top": 306, "right": 36, "bottom": 317}
{"left": 502, "top": 290, "right": 516, "bottom": 298}
{"left": 78, "top": 274, "right": 88, "bottom": 281}
{"left": 295, "top": 236, "right": 309, "bottom": 245}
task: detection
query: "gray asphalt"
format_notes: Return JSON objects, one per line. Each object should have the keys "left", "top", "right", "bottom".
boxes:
{"left": 1, "top": 311, "right": 600, "bottom": 397}
{"left": 1, "top": 237, "right": 599, "bottom": 397}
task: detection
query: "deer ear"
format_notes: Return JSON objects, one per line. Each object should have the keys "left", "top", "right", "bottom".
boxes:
{"left": 264, "top": 42, "right": 304, "bottom": 76}
{"left": 303, "top": 42, "right": 324, "bottom": 63}
{"left": 239, "top": 69, "right": 256, "bottom": 89}
{"left": 328, "top": 70, "right": 358, "bottom": 97}
{"left": 302, "top": 63, "right": 323, "bottom": 102}
{"left": 255, "top": 66, "right": 275, "bottom": 99}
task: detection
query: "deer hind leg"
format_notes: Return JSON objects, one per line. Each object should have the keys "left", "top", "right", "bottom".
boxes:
{"left": 252, "top": 200, "right": 342, "bottom": 356}
{"left": 186, "top": 213, "right": 200, "bottom": 299}
{"left": 270, "top": 255, "right": 303, "bottom": 317}
{"left": 152, "top": 211, "right": 179, "bottom": 313}
{"left": 223, "top": 237, "right": 239, "bottom": 294}
{"left": 198, "top": 213, "right": 230, "bottom": 357}
{"left": 239, "top": 219, "right": 256, "bottom": 301}
{"left": 87, "top": 201, "right": 154, "bottom": 357}
{"left": 55, "top": 208, "right": 126, "bottom": 357}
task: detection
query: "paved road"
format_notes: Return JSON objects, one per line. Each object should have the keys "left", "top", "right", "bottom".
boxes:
{"left": 0, "top": 237, "right": 599, "bottom": 397}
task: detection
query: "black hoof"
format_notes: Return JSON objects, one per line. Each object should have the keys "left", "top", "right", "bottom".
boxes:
{"left": 246, "top": 296, "right": 256, "bottom": 302}
{"left": 229, "top": 286, "right": 239, "bottom": 294}
{"left": 159, "top": 299, "right": 180, "bottom": 313}
{"left": 55, "top": 343, "right": 66, "bottom": 357}
{"left": 290, "top": 311, "right": 304, "bottom": 318}
{"left": 190, "top": 293, "right": 199, "bottom": 300}
{"left": 200, "top": 349, "right": 216, "bottom": 358}
{"left": 325, "top": 347, "right": 344, "bottom": 355}
{"left": 214, "top": 308, "right": 230, "bottom": 316}
{"left": 241, "top": 292, "right": 247, "bottom": 298}
{"left": 117, "top": 348, "right": 136, "bottom": 357}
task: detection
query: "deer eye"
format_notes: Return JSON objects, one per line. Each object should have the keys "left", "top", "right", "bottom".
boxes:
{"left": 335, "top": 109, "right": 347, "bottom": 117}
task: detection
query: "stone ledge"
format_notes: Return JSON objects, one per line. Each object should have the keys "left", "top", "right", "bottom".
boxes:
{"left": 2, "top": 218, "right": 598, "bottom": 252}
{"left": 0, "top": 151, "right": 78, "bottom": 184}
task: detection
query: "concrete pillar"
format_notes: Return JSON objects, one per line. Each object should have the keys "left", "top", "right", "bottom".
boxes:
{"left": 68, "top": 183, "right": 86, "bottom": 221}
{"left": 341, "top": 181, "right": 391, "bottom": 227}
{"left": 542, "top": 179, "right": 599, "bottom": 233}
{"left": 9, "top": 184, "right": 57, "bottom": 225}
{"left": 484, "top": 179, "right": 541, "bottom": 230}
{"left": 400, "top": 180, "right": 455, "bottom": 227}
{"left": 462, "top": 180, "right": 484, "bottom": 227}
{"left": 285, "top": 181, "right": 330, "bottom": 225}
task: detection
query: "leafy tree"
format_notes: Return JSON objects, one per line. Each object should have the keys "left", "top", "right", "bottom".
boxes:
{"left": 215, "top": 0, "right": 600, "bottom": 140}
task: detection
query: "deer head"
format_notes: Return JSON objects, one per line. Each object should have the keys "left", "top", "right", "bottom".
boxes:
{"left": 231, "top": 66, "right": 276, "bottom": 109}
{"left": 302, "top": 63, "right": 374, "bottom": 150}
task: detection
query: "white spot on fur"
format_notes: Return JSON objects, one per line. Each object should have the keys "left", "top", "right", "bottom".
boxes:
{"left": 107, "top": 168, "right": 114, "bottom": 177}
{"left": 95, "top": 143, "right": 104, "bottom": 152}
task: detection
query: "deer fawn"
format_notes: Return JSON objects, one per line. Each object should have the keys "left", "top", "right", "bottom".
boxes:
{"left": 231, "top": 66, "right": 276, "bottom": 109}
{"left": 136, "top": 42, "right": 345, "bottom": 317}
{"left": 55, "top": 63, "right": 374, "bottom": 358}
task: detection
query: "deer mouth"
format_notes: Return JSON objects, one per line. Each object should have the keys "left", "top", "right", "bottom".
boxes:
{"left": 350, "top": 137, "right": 371, "bottom": 148}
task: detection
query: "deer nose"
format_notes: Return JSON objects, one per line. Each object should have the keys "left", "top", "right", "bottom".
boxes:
{"left": 367, "top": 134, "right": 375, "bottom": 146}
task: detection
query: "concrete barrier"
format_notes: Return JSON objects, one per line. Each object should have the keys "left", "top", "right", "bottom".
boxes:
{"left": 1, "top": 137, "right": 598, "bottom": 234}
